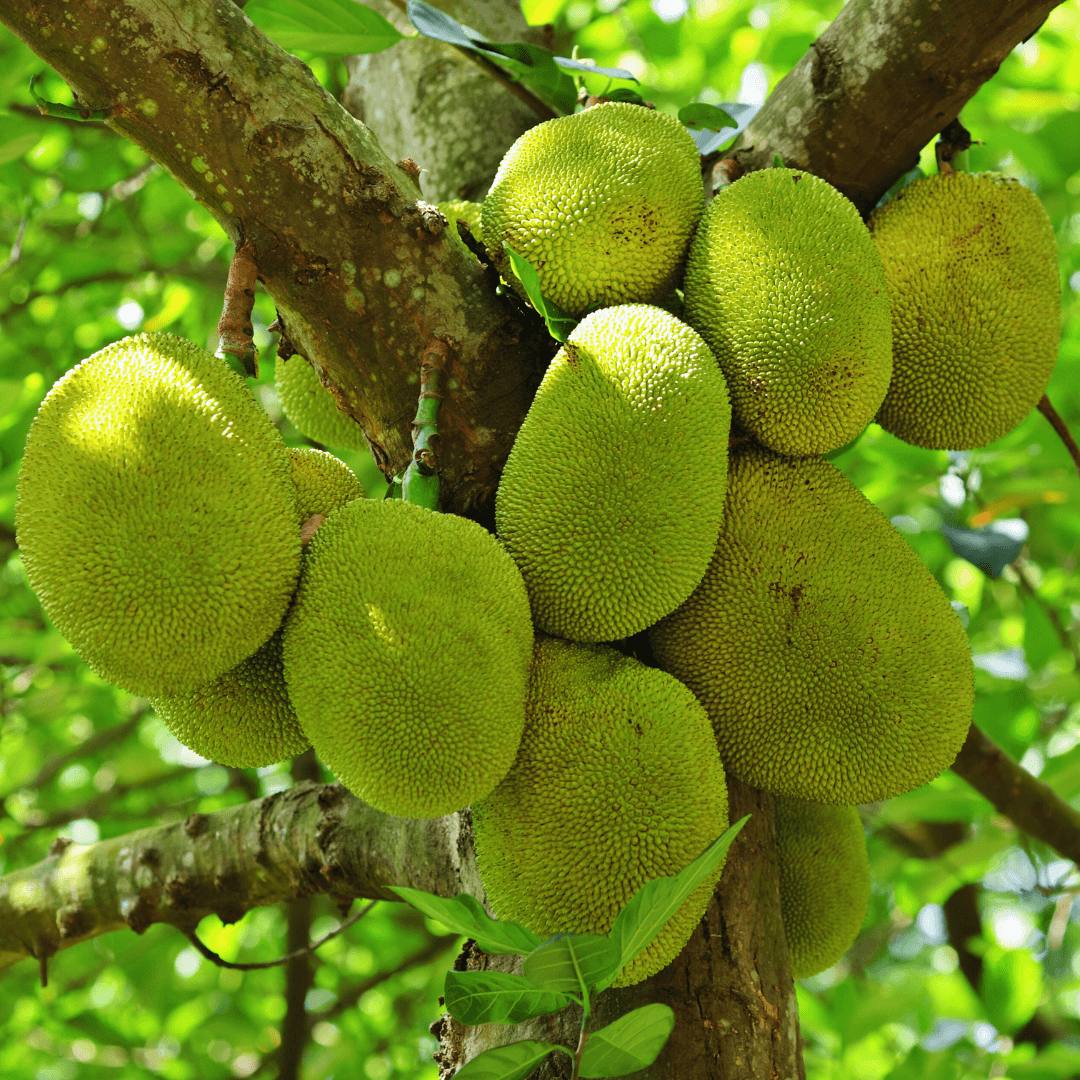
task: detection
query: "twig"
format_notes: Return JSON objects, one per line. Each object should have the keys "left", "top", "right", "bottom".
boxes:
{"left": 951, "top": 723, "right": 1080, "bottom": 865}
{"left": 0, "top": 217, "right": 28, "bottom": 276}
{"left": 1038, "top": 394, "right": 1080, "bottom": 478}
{"left": 383, "top": 0, "right": 558, "bottom": 121}
{"left": 185, "top": 900, "right": 378, "bottom": 971}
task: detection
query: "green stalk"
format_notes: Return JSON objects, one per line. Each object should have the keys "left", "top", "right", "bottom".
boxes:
{"left": 401, "top": 358, "right": 442, "bottom": 510}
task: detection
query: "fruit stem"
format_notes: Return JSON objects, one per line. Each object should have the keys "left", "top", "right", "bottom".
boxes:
{"left": 401, "top": 342, "right": 445, "bottom": 510}
{"left": 935, "top": 117, "right": 973, "bottom": 175}
{"left": 216, "top": 240, "right": 259, "bottom": 377}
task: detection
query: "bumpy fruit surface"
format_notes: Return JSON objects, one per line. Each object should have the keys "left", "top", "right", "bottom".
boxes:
{"left": 275, "top": 355, "right": 367, "bottom": 451}
{"left": 496, "top": 304, "right": 730, "bottom": 643}
{"left": 651, "top": 445, "right": 973, "bottom": 804}
{"left": 683, "top": 168, "right": 892, "bottom": 456}
{"left": 482, "top": 102, "right": 703, "bottom": 316}
{"left": 775, "top": 797, "right": 869, "bottom": 979}
{"left": 869, "top": 171, "right": 1059, "bottom": 449}
{"left": 283, "top": 499, "right": 533, "bottom": 819}
{"left": 16, "top": 333, "right": 300, "bottom": 697}
{"left": 473, "top": 637, "right": 729, "bottom": 987}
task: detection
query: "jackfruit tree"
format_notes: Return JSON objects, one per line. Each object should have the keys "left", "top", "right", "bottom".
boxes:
{"left": 0, "top": 2, "right": 1079, "bottom": 1079}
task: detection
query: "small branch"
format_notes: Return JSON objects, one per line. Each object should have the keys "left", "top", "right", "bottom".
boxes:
{"left": 186, "top": 900, "right": 377, "bottom": 972}
{"left": 951, "top": 724, "right": 1080, "bottom": 865}
{"left": 0, "top": 217, "right": 28, "bottom": 276}
{"left": 1038, "top": 394, "right": 1080, "bottom": 478}
{"left": 215, "top": 240, "right": 259, "bottom": 376}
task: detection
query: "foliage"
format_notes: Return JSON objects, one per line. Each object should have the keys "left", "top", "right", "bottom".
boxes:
{"left": 0, "top": 0, "right": 1079, "bottom": 1077}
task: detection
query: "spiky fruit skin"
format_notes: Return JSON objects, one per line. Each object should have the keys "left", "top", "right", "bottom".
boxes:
{"left": 438, "top": 199, "right": 483, "bottom": 240}
{"left": 481, "top": 102, "right": 704, "bottom": 316}
{"left": 473, "top": 637, "right": 729, "bottom": 987}
{"left": 683, "top": 168, "right": 893, "bottom": 456}
{"left": 869, "top": 171, "right": 1059, "bottom": 449}
{"left": 288, "top": 447, "right": 364, "bottom": 521}
{"left": 495, "top": 304, "right": 730, "bottom": 643}
{"left": 282, "top": 499, "right": 533, "bottom": 819}
{"left": 775, "top": 798, "right": 869, "bottom": 979}
{"left": 650, "top": 446, "right": 973, "bottom": 804}
{"left": 148, "top": 448, "right": 364, "bottom": 768}
{"left": 275, "top": 355, "right": 367, "bottom": 452}
{"left": 16, "top": 333, "right": 300, "bottom": 698}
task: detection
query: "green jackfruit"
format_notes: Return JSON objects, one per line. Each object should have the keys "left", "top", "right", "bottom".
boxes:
{"left": 275, "top": 354, "right": 367, "bottom": 452}
{"left": 683, "top": 168, "right": 893, "bottom": 456}
{"left": 775, "top": 797, "right": 869, "bottom": 979}
{"left": 438, "top": 199, "right": 483, "bottom": 242}
{"left": 869, "top": 171, "right": 1059, "bottom": 449}
{"left": 481, "top": 102, "right": 703, "bottom": 316}
{"left": 473, "top": 637, "right": 729, "bottom": 987}
{"left": 289, "top": 447, "right": 365, "bottom": 522}
{"left": 650, "top": 445, "right": 973, "bottom": 804}
{"left": 16, "top": 333, "right": 300, "bottom": 698}
{"left": 147, "top": 449, "right": 363, "bottom": 768}
{"left": 495, "top": 304, "right": 730, "bottom": 643}
{"left": 282, "top": 499, "right": 533, "bottom": 818}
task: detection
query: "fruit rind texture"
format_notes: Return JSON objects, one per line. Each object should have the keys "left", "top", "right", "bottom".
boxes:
{"left": 650, "top": 445, "right": 974, "bottom": 804}
{"left": 869, "top": 171, "right": 1059, "bottom": 449}
{"left": 683, "top": 167, "right": 893, "bottom": 457}
{"left": 496, "top": 303, "right": 731, "bottom": 643}
{"left": 275, "top": 354, "right": 367, "bottom": 452}
{"left": 481, "top": 102, "right": 704, "bottom": 317}
{"left": 282, "top": 498, "right": 533, "bottom": 819}
{"left": 16, "top": 332, "right": 301, "bottom": 698}
{"left": 473, "top": 636, "right": 730, "bottom": 987}
{"left": 775, "top": 797, "right": 870, "bottom": 980}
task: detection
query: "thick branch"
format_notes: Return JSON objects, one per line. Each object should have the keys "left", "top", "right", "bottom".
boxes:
{"left": 0, "top": 782, "right": 479, "bottom": 974}
{"left": 734, "top": 0, "right": 1065, "bottom": 213}
{"left": 0, "top": 0, "right": 550, "bottom": 511}
{"left": 952, "top": 724, "right": 1080, "bottom": 864}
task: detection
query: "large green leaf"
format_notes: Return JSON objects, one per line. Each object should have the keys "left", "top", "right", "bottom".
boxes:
{"left": 452, "top": 1041, "right": 569, "bottom": 1080}
{"left": 980, "top": 946, "right": 1043, "bottom": 1034}
{"left": 601, "top": 818, "right": 748, "bottom": 991}
{"left": 388, "top": 887, "right": 543, "bottom": 955}
{"left": 578, "top": 1004, "right": 675, "bottom": 1078}
{"left": 522, "top": 934, "right": 621, "bottom": 994}
{"left": 444, "top": 970, "right": 572, "bottom": 1025}
{"left": 245, "top": 0, "right": 405, "bottom": 53}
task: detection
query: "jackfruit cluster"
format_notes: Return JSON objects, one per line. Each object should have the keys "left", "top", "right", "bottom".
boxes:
{"left": 473, "top": 637, "right": 729, "bottom": 987}
{"left": 869, "top": 171, "right": 1060, "bottom": 449}
{"left": 481, "top": 102, "right": 703, "bottom": 316}
{"left": 495, "top": 304, "right": 730, "bottom": 643}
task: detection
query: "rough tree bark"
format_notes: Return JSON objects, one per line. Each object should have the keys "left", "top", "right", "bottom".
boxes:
{"left": 0, "top": 0, "right": 1068, "bottom": 1077}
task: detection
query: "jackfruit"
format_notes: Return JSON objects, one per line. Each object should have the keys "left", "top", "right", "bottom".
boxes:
{"left": 650, "top": 445, "right": 973, "bottom": 804}
{"left": 683, "top": 168, "right": 893, "bottom": 456}
{"left": 289, "top": 446, "right": 365, "bottom": 522}
{"left": 481, "top": 102, "right": 703, "bottom": 316}
{"left": 282, "top": 498, "right": 533, "bottom": 818}
{"left": 438, "top": 199, "right": 483, "bottom": 242}
{"left": 275, "top": 354, "right": 367, "bottom": 452}
{"left": 869, "top": 171, "right": 1059, "bottom": 449}
{"left": 775, "top": 797, "right": 869, "bottom": 979}
{"left": 495, "top": 304, "right": 730, "bottom": 643}
{"left": 147, "top": 449, "right": 363, "bottom": 768}
{"left": 16, "top": 333, "right": 300, "bottom": 698}
{"left": 473, "top": 636, "right": 729, "bottom": 987}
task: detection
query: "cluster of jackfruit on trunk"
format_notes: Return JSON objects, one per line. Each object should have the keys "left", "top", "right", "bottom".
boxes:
{"left": 14, "top": 99, "right": 1059, "bottom": 988}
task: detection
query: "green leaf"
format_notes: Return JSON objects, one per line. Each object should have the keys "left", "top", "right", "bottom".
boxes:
{"left": 773, "top": 153, "right": 785, "bottom": 168}
{"left": 452, "top": 1040, "right": 568, "bottom": 1080}
{"left": 502, "top": 244, "right": 578, "bottom": 343}
{"left": 601, "top": 818, "right": 748, "bottom": 991}
{"left": 678, "top": 103, "right": 737, "bottom": 131}
{"left": 554, "top": 56, "right": 637, "bottom": 81}
{"left": 686, "top": 102, "right": 759, "bottom": 155}
{"left": 407, "top": 0, "right": 478, "bottom": 50}
{"left": 578, "top": 1004, "right": 676, "bottom": 1078}
{"left": 444, "top": 970, "right": 572, "bottom": 1025}
{"left": 245, "top": 0, "right": 404, "bottom": 53}
{"left": 522, "top": 934, "right": 621, "bottom": 994}
{"left": 387, "top": 888, "right": 543, "bottom": 955}
{"left": 980, "top": 946, "right": 1043, "bottom": 1034}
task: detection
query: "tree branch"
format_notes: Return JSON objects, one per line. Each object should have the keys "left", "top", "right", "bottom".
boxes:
{"left": 0, "top": 782, "right": 480, "bottom": 974}
{"left": 951, "top": 724, "right": 1080, "bottom": 864}
{"left": 732, "top": 0, "right": 1066, "bottom": 214}
{"left": 0, "top": 0, "right": 550, "bottom": 511}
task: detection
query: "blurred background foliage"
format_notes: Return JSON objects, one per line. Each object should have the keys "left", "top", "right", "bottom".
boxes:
{"left": 1, "top": 0, "right": 1079, "bottom": 1077}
